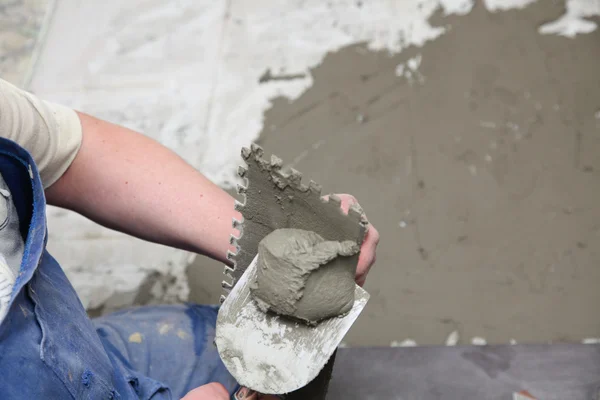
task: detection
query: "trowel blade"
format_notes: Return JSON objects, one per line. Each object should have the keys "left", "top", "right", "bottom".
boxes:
{"left": 215, "top": 254, "right": 369, "bottom": 395}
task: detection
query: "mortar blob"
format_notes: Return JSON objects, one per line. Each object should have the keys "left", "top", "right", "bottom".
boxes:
{"left": 250, "top": 228, "right": 359, "bottom": 325}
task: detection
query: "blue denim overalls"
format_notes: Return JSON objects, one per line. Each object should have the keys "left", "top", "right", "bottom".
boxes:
{"left": 0, "top": 137, "right": 238, "bottom": 399}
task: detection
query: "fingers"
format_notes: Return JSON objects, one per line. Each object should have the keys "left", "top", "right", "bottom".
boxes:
{"left": 335, "top": 193, "right": 359, "bottom": 215}
{"left": 355, "top": 223, "right": 380, "bottom": 286}
{"left": 322, "top": 193, "right": 380, "bottom": 286}
{"left": 322, "top": 193, "right": 359, "bottom": 215}
{"left": 181, "top": 383, "right": 230, "bottom": 400}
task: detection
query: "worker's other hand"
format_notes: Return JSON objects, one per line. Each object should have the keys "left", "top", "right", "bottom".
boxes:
{"left": 180, "top": 383, "right": 230, "bottom": 400}
{"left": 323, "top": 194, "right": 380, "bottom": 287}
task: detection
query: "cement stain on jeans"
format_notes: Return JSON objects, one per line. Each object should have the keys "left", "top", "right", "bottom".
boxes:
{"left": 128, "top": 332, "right": 143, "bottom": 343}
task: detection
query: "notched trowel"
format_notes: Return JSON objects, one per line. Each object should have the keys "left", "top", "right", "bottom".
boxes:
{"left": 215, "top": 144, "right": 370, "bottom": 396}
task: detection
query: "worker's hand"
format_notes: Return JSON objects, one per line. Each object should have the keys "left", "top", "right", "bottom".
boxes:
{"left": 181, "top": 383, "right": 230, "bottom": 400}
{"left": 324, "top": 194, "right": 380, "bottom": 287}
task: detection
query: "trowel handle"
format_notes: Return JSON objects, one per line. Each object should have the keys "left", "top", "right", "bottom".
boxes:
{"left": 231, "top": 387, "right": 253, "bottom": 399}
{"left": 231, "top": 387, "right": 285, "bottom": 399}
{"left": 231, "top": 387, "right": 255, "bottom": 399}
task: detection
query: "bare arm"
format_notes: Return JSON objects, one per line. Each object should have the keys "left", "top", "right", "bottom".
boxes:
{"left": 45, "top": 111, "right": 239, "bottom": 265}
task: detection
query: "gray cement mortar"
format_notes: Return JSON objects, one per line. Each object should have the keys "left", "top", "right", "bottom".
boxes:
{"left": 251, "top": 228, "right": 359, "bottom": 325}
{"left": 190, "top": 1, "right": 600, "bottom": 346}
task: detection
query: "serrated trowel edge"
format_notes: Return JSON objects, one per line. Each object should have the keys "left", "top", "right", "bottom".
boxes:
{"left": 220, "top": 143, "right": 367, "bottom": 303}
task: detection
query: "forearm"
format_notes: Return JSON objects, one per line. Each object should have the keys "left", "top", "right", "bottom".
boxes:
{"left": 45, "top": 111, "right": 239, "bottom": 264}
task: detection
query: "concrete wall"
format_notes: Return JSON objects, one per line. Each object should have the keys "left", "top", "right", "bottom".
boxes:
{"left": 1, "top": 0, "right": 599, "bottom": 345}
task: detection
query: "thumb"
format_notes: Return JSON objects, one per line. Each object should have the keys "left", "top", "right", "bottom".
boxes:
{"left": 181, "top": 382, "right": 230, "bottom": 400}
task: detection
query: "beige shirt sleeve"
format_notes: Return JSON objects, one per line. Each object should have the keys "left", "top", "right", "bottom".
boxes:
{"left": 0, "top": 78, "right": 82, "bottom": 188}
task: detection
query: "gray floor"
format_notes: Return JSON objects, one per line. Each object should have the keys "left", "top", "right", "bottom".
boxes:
{"left": 190, "top": 2, "right": 600, "bottom": 346}
{"left": 329, "top": 344, "right": 600, "bottom": 399}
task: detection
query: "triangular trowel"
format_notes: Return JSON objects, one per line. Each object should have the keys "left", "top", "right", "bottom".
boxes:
{"left": 214, "top": 144, "right": 370, "bottom": 396}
